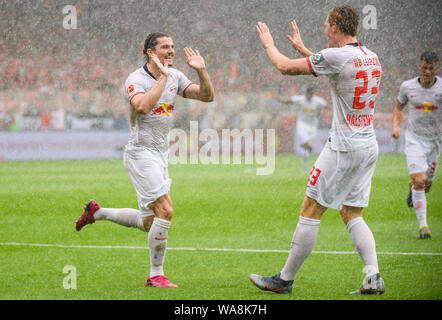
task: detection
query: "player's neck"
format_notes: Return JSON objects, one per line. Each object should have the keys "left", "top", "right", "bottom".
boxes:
{"left": 145, "top": 62, "right": 161, "bottom": 80}
{"left": 419, "top": 76, "right": 436, "bottom": 89}
{"left": 329, "top": 35, "right": 357, "bottom": 48}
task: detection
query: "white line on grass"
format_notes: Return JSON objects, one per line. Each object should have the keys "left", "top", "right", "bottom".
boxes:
{"left": 0, "top": 242, "right": 441, "bottom": 256}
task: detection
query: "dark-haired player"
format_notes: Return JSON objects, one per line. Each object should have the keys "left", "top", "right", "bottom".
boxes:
{"left": 76, "top": 32, "right": 215, "bottom": 288}
{"left": 250, "top": 5, "right": 385, "bottom": 295}
{"left": 392, "top": 51, "right": 441, "bottom": 239}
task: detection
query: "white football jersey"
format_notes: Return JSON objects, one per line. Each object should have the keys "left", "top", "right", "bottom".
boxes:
{"left": 291, "top": 95, "right": 327, "bottom": 128}
{"left": 307, "top": 43, "right": 382, "bottom": 152}
{"left": 125, "top": 65, "right": 192, "bottom": 154}
{"left": 397, "top": 76, "right": 442, "bottom": 140}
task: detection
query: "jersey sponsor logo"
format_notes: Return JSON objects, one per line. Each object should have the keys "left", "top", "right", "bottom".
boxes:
{"left": 127, "top": 84, "right": 135, "bottom": 94}
{"left": 353, "top": 57, "right": 381, "bottom": 68}
{"left": 311, "top": 53, "right": 324, "bottom": 65}
{"left": 151, "top": 102, "right": 174, "bottom": 117}
{"left": 346, "top": 113, "right": 374, "bottom": 127}
{"left": 415, "top": 102, "right": 438, "bottom": 113}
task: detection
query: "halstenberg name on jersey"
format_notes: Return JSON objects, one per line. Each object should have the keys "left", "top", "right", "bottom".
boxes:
{"left": 311, "top": 53, "right": 324, "bottom": 65}
{"left": 415, "top": 102, "right": 438, "bottom": 113}
{"left": 346, "top": 113, "right": 374, "bottom": 127}
{"left": 353, "top": 57, "right": 381, "bottom": 68}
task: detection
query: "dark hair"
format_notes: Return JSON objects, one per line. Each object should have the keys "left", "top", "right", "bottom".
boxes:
{"left": 143, "top": 32, "right": 170, "bottom": 61}
{"left": 420, "top": 51, "right": 439, "bottom": 64}
{"left": 328, "top": 5, "right": 359, "bottom": 37}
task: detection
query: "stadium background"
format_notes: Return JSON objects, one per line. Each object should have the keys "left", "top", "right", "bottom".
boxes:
{"left": 0, "top": 0, "right": 441, "bottom": 160}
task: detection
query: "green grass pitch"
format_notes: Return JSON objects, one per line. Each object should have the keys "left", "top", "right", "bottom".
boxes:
{"left": 0, "top": 154, "right": 441, "bottom": 300}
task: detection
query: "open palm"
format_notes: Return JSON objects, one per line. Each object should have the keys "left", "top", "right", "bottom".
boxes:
{"left": 184, "top": 47, "right": 206, "bottom": 70}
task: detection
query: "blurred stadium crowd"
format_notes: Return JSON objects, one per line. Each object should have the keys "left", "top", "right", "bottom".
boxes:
{"left": 1, "top": 0, "right": 439, "bottom": 141}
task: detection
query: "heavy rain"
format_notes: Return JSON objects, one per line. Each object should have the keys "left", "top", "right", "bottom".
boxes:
{"left": 0, "top": 0, "right": 441, "bottom": 157}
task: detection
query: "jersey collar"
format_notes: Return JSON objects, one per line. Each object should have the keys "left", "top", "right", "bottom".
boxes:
{"left": 143, "top": 64, "right": 157, "bottom": 80}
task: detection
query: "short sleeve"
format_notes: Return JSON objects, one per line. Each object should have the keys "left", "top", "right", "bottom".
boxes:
{"left": 125, "top": 73, "right": 146, "bottom": 102}
{"left": 397, "top": 82, "right": 408, "bottom": 105}
{"left": 307, "top": 48, "right": 343, "bottom": 77}
{"left": 174, "top": 70, "right": 193, "bottom": 97}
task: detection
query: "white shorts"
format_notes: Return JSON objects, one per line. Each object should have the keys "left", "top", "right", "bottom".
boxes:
{"left": 305, "top": 141, "right": 378, "bottom": 210}
{"left": 123, "top": 145, "right": 171, "bottom": 217}
{"left": 405, "top": 131, "right": 441, "bottom": 181}
{"left": 295, "top": 121, "right": 318, "bottom": 147}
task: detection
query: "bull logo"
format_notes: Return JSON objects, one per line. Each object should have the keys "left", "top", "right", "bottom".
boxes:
{"left": 416, "top": 102, "right": 438, "bottom": 113}
{"left": 152, "top": 103, "right": 174, "bottom": 117}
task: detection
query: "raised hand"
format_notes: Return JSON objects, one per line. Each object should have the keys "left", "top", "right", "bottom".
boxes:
{"left": 286, "top": 20, "right": 312, "bottom": 57}
{"left": 149, "top": 52, "right": 170, "bottom": 77}
{"left": 184, "top": 47, "right": 206, "bottom": 71}
{"left": 256, "top": 22, "right": 275, "bottom": 49}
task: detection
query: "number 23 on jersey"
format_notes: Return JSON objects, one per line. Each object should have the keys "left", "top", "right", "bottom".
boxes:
{"left": 352, "top": 69, "right": 381, "bottom": 109}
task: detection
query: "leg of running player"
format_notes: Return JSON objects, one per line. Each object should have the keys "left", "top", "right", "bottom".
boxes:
{"left": 279, "top": 196, "right": 325, "bottom": 281}
{"left": 145, "top": 193, "right": 177, "bottom": 287}
{"left": 340, "top": 205, "right": 379, "bottom": 276}
{"left": 76, "top": 201, "right": 149, "bottom": 232}
{"left": 410, "top": 171, "right": 430, "bottom": 238}
{"left": 95, "top": 207, "right": 149, "bottom": 231}
{"left": 301, "top": 142, "right": 312, "bottom": 172}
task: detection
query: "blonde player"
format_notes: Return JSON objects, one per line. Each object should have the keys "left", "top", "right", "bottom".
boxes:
{"left": 250, "top": 6, "right": 384, "bottom": 295}
{"left": 76, "top": 32, "right": 214, "bottom": 288}
{"left": 392, "top": 52, "right": 441, "bottom": 239}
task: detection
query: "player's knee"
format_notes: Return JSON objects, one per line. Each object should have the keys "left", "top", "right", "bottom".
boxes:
{"left": 340, "top": 206, "right": 363, "bottom": 225}
{"left": 163, "top": 206, "right": 174, "bottom": 220}
{"left": 412, "top": 177, "right": 426, "bottom": 190}
{"left": 154, "top": 204, "right": 173, "bottom": 221}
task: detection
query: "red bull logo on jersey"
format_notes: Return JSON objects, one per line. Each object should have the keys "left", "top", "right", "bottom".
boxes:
{"left": 415, "top": 102, "right": 438, "bottom": 113}
{"left": 151, "top": 103, "right": 174, "bottom": 117}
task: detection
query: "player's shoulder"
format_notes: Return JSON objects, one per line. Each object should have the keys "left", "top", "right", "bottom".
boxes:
{"left": 125, "top": 66, "right": 147, "bottom": 83}
{"left": 168, "top": 67, "right": 187, "bottom": 79}
{"left": 316, "top": 45, "right": 360, "bottom": 66}
{"left": 324, "top": 44, "right": 378, "bottom": 61}
{"left": 400, "top": 77, "right": 420, "bottom": 89}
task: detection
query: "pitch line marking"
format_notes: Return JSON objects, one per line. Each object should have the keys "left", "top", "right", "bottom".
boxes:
{"left": 0, "top": 242, "right": 441, "bottom": 256}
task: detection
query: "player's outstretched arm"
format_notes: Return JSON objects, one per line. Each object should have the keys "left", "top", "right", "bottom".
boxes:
{"left": 286, "top": 20, "right": 313, "bottom": 57}
{"left": 131, "top": 53, "right": 170, "bottom": 114}
{"left": 256, "top": 22, "right": 310, "bottom": 76}
{"left": 182, "top": 47, "right": 215, "bottom": 102}
{"left": 392, "top": 99, "right": 405, "bottom": 139}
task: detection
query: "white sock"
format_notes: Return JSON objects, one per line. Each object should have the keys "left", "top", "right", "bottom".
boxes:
{"left": 412, "top": 188, "right": 427, "bottom": 228}
{"left": 347, "top": 217, "right": 379, "bottom": 276}
{"left": 280, "top": 216, "right": 320, "bottom": 281}
{"left": 94, "top": 208, "right": 146, "bottom": 232}
{"left": 148, "top": 218, "right": 171, "bottom": 277}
